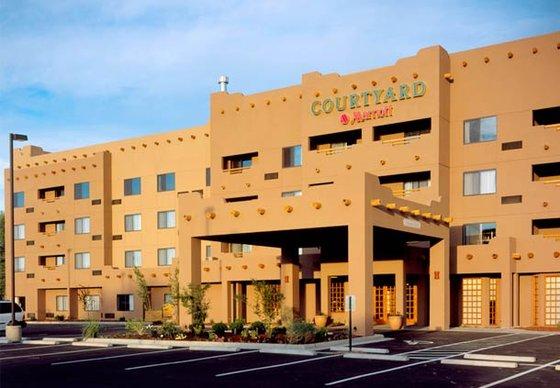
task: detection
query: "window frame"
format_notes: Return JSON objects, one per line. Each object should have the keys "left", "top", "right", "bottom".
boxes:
{"left": 75, "top": 217, "right": 91, "bottom": 234}
{"left": 463, "top": 116, "right": 497, "bottom": 144}
{"left": 124, "top": 213, "right": 142, "bottom": 232}
{"left": 56, "top": 295, "right": 69, "bottom": 311}
{"left": 14, "top": 192, "right": 25, "bottom": 208}
{"left": 157, "top": 210, "right": 176, "bottom": 229}
{"left": 462, "top": 222, "right": 497, "bottom": 245}
{"left": 116, "top": 294, "right": 134, "bottom": 311}
{"left": 124, "top": 177, "right": 142, "bottom": 196}
{"left": 14, "top": 224, "right": 25, "bottom": 240}
{"left": 463, "top": 169, "right": 497, "bottom": 196}
{"left": 282, "top": 145, "right": 302, "bottom": 168}
{"left": 75, "top": 252, "right": 91, "bottom": 269}
{"left": 84, "top": 295, "right": 100, "bottom": 311}
{"left": 74, "top": 182, "right": 90, "bottom": 200}
{"left": 157, "top": 247, "right": 175, "bottom": 266}
{"left": 125, "top": 250, "right": 142, "bottom": 268}
{"left": 157, "top": 172, "right": 175, "bottom": 192}
{"left": 14, "top": 257, "right": 25, "bottom": 272}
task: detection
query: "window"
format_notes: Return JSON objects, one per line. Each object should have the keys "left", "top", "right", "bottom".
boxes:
{"left": 124, "top": 177, "right": 141, "bottom": 196}
{"left": 14, "top": 192, "right": 24, "bottom": 208}
{"left": 205, "top": 167, "right": 211, "bottom": 186}
{"left": 125, "top": 250, "right": 142, "bottom": 268}
{"left": 205, "top": 245, "right": 212, "bottom": 260}
{"left": 14, "top": 224, "right": 25, "bottom": 240}
{"left": 309, "top": 129, "right": 361, "bottom": 151}
{"left": 158, "top": 248, "right": 175, "bottom": 266}
{"left": 463, "top": 169, "right": 496, "bottom": 196}
{"left": 75, "top": 252, "right": 91, "bottom": 269}
{"left": 84, "top": 295, "right": 100, "bottom": 311}
{"left": 39, "top": 186, "right": 64, "bottom": 201}
{"left": 125, "top": 214, "right": 141, "bottom": 232}
{"left": 117, "top": 294, "right": 134, "bottom": 311}
{"left": 532, "top": 162, "right": 560, "bottom": 182}
{"left": 464, "top": 116, "right": 497, "bottom": 144}
{"left": 373, "top": 117, "right": 431, "bottom": 141}
{"left": 75, "top": 217, "right": 91, "bottom": 234}
{"left": 164, "top": 293, "right": 173, "bottom": 304}
{"left": 225, "top": 195, "right": 258, "bottom": 203}
{"left": 56, "top": 295, "right": 68, "bottom": 311}
{"left": 281, "top": 190, "right": 302, "bottom": 198}
{"left": 157, "top": 173, "right": 175, "bottom": 192}
{"left": 14, "top": 257, "right": 25, "bottom": 272}
{"left": 55, "top": 256, "right": 65, "bottom": 266}
{"left": 74, "top": 182, "right": 90, "bottom": 199}
{"left": 232, "top": 244, "right": 252, "bottom": 254}
{"left": 329, "top": 277, "right": 346, "bottom": 313}
{"left": 533, "top": 106, "right": 560, "bottom": 126}
{"left": 282, "top": 145, "right": 302, "bottom": 168}
{"left": 222, "top": 152, "right": 258, "bottom": 171}
{"left": 157, "top": 210, "right": 176, "bottom": 229}
{"left": 463, "top": 223, "right": 496, "bottom": 245}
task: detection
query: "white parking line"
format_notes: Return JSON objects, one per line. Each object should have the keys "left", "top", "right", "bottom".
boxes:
{"left": 51, "top": 348, "right": 189, "bottom": 365}
{"left": 125, "top": 350, "right": 260, "bottom": 371}
{"left": 325, "top": 333, "right": 556, "bottom": 386}
{"left": 0, "top": 346, "right": 120, "bottom": 361}
{"left": 478, "top": 358, "right": 560, "bottom": 388}
{"left": 398, "top": 333, "right": 518, "bottom": 355}
{"left": 216, "top": 354, "right": 342, "bottom": 377}
{"left": 0, "top": 344, "right": 66, "bottom": 353}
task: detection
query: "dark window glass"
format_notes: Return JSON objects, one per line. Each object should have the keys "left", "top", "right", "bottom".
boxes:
{"left": 14, "top": 192, "right": 25, "bottom": 208}
{"left": 282, "top": 145, "right": 302, "bottom": 168}
{"left": 124, "top": 177, "right": 141, "bottom": 196}
{"left": 74, "top": 182, "right": 90, "bottom": 199}
{"left": 157, "top": 173, "right": 175, "bottom": 192}
{"left": 117, "top": 295, "right": 134, "bottom": 311}
{"left": 464, "top": 116, "right": 497, "bottom": 144}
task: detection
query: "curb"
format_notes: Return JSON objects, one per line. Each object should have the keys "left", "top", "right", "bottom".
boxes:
{"left": 260, "top": 348, "right": 317, "bottom": 356}
{"left": 441, "top": 359, "right": 518, "bottom": 368}
{"left": 71, "top": 342, "right": 114, "bottom": 347}
{"left": 342, "top": 353, "right": 409, "bottom": 361}
{"left": 330, "top": 346, "right": 389, "bottom": 354}
{"left": 464, "top": 354, "right": 536, "bottom": 363}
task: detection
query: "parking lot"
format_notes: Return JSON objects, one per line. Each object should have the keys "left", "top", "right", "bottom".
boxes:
{"left": 1, "top": 328, "right": 559, "bottom": 387}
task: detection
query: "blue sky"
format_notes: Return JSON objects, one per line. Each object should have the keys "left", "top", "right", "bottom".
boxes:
{"left": 1, "top": 0, "right": 559, "bottom": 208}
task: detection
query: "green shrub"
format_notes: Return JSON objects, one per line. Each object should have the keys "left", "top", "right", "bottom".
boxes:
{"left": 229, "top": 318, "right": 244, "bottom": 335}
{"left": 125, "top": 319, "right": 146, "bottom": 336}
{"left": 82, "top": 320, "right": 101, "bottom": 339}
{"left": 158, "top": 321, "right": 181, "bottom": 339}
{"left": 212, "top": 322, "right": 228, "bottom": 337}
{"left": 315, "top": 327, "right": 327, "bottom": 342}
{"left": 270, "top": 326, "right": 286, "bottom": 338}
{"left": 250, "top": 321, "right": 266, "bottom": 335}
{"left": 286, "top": 321, "right": 316, "bottom": 344}
{"left": 241, "top": 328, "right": 258, "bottom": 341}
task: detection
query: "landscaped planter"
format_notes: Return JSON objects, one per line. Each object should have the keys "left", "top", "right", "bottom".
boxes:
{"left": 388, "top": 315, "right": 403, "bottom": 330}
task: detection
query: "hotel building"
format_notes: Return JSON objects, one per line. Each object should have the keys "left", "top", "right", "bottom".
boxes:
{"left": 4, "top": 32, "right": 560, "bottom": 335}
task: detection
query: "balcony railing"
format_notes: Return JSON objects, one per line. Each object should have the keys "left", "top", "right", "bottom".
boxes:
{"left": 542, "top": 179, "right": 560, "bottom": 187}
{"left": 381, "top": 135, "right": 421, "bottom": 146}
{"left": 223, "top": 166, "right": 251, "bottom": 175}
{"left": 391, "top": 187, "right": 421, "bottom": 198}
{"left": 316, "top": 144, "right": 354, "bottom": 155}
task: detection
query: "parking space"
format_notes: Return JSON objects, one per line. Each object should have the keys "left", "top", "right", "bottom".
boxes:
{"left": 1, "top": 330, "right": 559, "bottom": 387}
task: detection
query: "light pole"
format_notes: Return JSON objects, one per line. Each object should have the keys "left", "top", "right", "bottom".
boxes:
{"left": 7, "top": 133, "right": 28, "bottom": 342}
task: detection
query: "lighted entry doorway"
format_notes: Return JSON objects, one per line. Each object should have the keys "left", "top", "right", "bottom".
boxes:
{"left": 373, "top": 275, "right": 396, "bottom": 324}
{"left": 460, "top": 277, "right": 500, "bottom": 327}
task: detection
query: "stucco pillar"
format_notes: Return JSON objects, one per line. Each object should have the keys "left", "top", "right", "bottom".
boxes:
{"left": 500, "top": 271, "right": 513, "bottom": 328}
{"left": 178, "top": 237, "right": 201, "bottom": 326}
{"left": 512, "top": 273, "right": 519, "bottom": 327}
{"left": 429, "top": 239, "right": 450, "bottom": 330}
{"left": 280, "top": 247, "right": 299, "bottom": 322}
{"left": 348, "top": 223, "right": 374, "bottom": 336}
{"left": 395, "top": 269, "right": 406, "bottom": 317}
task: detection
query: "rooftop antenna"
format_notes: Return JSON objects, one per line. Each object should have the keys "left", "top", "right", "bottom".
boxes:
{"left": 218, "top": 75, "right": 229, "bottom": 92}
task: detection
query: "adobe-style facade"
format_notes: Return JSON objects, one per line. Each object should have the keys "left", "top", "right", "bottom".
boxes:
{"left": 4, "top": 32, "right": 560, "bottom": 335}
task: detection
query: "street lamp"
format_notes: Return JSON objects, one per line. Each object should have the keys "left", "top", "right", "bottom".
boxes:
{"left": 7, "top": 133, "right": 28, "bottom": 342}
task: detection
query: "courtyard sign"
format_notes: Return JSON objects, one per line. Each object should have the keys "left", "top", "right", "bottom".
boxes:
{"left": 310, "top": 81, "right": 427, "bottom": 125}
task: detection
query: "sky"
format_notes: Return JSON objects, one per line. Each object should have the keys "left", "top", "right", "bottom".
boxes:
{"left": 1, "top": 0, "right": 559, "bottom": 208}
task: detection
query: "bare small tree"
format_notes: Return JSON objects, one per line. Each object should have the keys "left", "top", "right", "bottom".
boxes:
{"left": 77, "top": 287, "right": 91, "bottom": 319}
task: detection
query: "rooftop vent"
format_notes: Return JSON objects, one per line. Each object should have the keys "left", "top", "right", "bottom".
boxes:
{"left": 218, "top": 75, "right": 229, "bottom": 92}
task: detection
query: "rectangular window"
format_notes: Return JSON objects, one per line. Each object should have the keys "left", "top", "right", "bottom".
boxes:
{"left": 157, "top": 173, "right": 175, "bottom": 192}
{"left": 231, "top": 244, "right": 252, "bottom": 254}
{"left": 14, "top": 224, "right": 25, "bottom": 240}
{"left": 117, "top": 294, "right": 134, "bottom": 311}
{"left": 124, "top": 214, "right": 142, "bottom": 232}
{"left": 222, "top": 152, "right": 258, "bottom": 171}
{"left": 75, "top": 217, "right": 91, "bottom": 234}
{"left": 14, "top": 192, "right": 24, "bottom": 208}
{"left": 205, "top": 167, "right": 211, "bottom": 186}
{"left": 533, "top": 106, "right": 560, "bottom": 126}
{"left": 84, "top": 295, "right": 100, "bottom": 311}
{"left": 464, "top": 116, "right": 497, "bottom": 144}
{"left": 39, "top": 186, "right": 64, "bottom": 201}
{"left": 55, "top": 256, "right": 65, "bottom": 266}
{"left": 205, "top": 245, "right": 212, "bottom": 260}
{"left": 157, "top": 210, "right": 176, "bottom": 229}
{"left": 125, "top": 250, "right": 142, "bottom": 268}
{"left": 282, "top": 145, "right": 302, "bottom": 168}
{"left": 124, "top": 177, "right": 141, "bottom": 196}
{"left": 463, "top": 169, "right": 496, "bottom": 196}
{"left": 462, "top": 223, "right": 497, "bottom": 245}
{"left": 329, "top": 277, "right": 346, "bottom": 313}
{"left": 56, "top": 295, "right": 68, "bottom": 311}
{"left": 158, "top": 248, "right": 175, "bottom": 266}
{"left": 75, "top": 252, "right": 91, "bottom": 269}
{"left": 14, "top": 257, "right": 25, "bottom": 272}
{"left": 281, "top": 190, "right": 302, "bottom": 198}
{"left": 74, "top": 182, "right": 90, "bottom": 200}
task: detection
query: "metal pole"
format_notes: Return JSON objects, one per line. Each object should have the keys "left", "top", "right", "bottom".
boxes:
{"left": 348, "top": 298, "right": 352, "bottom": 352}
{"left": 9, "top": 133, "right": 16, "bottom": 325}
